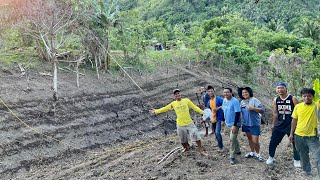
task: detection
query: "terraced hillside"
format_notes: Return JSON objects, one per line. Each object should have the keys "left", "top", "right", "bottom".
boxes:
{"left": 0, "top": 66, "right": 216, "bottom": 179}
{"left": 1, "top": 65, "right": 311, "bottom": 180}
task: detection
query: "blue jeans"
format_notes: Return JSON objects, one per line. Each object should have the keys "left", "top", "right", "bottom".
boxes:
{"left": 215, "top": 122, "right": 223, "bottom": 149}
{"left": 294, "top": 135, "right": 320, "bottom": 176}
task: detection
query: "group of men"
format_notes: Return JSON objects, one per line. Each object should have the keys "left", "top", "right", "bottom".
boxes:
{"left": 150, "top": 82, "right": 320, "bottom": 177}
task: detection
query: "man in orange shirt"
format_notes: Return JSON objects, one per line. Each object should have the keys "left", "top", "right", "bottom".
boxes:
{"left": 206, "top": 85, "right": 224, "bottom": 151}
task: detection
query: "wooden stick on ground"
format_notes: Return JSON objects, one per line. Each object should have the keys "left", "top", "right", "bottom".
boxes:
{"left": 58, "top": 67, "right": 85, "bottom": 76}
{"left": 158, "top": 146, "right": 183, "bottom": 164}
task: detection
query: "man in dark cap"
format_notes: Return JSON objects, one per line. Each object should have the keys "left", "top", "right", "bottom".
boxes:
{"left": 266, "top": 82, "right": 301, "bottom": 167}
{"left": 150, "top": 89, "right": 208, "bottom": 156}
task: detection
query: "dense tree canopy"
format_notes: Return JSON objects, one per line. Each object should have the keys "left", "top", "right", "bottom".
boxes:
{"left": 1, "top": 0, "right": 320, "bottom": 92}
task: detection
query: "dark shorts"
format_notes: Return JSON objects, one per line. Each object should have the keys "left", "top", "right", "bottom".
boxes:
{"left": 242, "top": 125, "right": 260, "bottom": 136}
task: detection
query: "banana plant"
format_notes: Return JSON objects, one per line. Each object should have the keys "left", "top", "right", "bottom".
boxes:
{"left": 313, "top": 78, "right": 320, "bottom": 102}
{"left": 74, "top": 0, "right": 121, "bottom": 70}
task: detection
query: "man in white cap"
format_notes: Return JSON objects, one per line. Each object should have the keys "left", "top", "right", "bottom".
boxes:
{"left": 150, "top": 89, "right": 208, "bottom": 156}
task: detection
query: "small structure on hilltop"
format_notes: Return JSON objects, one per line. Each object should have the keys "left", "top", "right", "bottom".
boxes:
{"left": 154, "top": 43, "right": 165, "bottom": 51}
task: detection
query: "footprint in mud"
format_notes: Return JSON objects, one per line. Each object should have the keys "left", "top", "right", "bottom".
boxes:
{"left": 196, "top": 161, "right": 209, "bottom": 168}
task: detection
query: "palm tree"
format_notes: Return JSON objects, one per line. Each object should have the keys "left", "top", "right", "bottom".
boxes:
{"left": 266, "top": 19, "right": 284, "bottom": 32}
{"left": 77, "top": 0, "right": 121, "bottom": 70}
{"left": 294, "top": 18, "right": 320, "bottom": 42}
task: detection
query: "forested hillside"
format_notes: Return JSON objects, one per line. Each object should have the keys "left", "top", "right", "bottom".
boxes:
{"left": 1, "top": 0, "right": 319, "bottom": 97}
{"left": 115, "top": 0, "right": 320, "bottom": 91}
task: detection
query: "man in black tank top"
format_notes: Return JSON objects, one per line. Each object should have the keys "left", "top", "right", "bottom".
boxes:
{"left": 274, "top": 95, "right": 295, "bottom": 132}
{"left": 266, "top": 82, "right": 301, "bottom": 167}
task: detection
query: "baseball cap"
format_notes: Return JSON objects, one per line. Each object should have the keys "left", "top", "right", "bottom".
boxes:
{"left": 173, "top": 89, "right": 180, "bottom": 94}
{"left": 275, "top": 82, "right": 287, "bottom": 87}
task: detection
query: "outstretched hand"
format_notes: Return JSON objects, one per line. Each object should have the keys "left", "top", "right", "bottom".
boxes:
{"left": 149, "top": 109, "right": 156, "bottom": 114}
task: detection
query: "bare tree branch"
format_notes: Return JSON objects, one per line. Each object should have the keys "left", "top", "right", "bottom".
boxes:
{"left": 39, "top": 31, "right": 52, "bottom": 58}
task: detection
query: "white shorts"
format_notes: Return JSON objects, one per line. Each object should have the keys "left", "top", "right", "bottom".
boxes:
{"left": 177, "top": 123, "right": 201, "bottom": 143}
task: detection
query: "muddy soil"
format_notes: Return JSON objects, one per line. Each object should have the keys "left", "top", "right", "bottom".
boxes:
{"left": 0, "top": 64, "right": 316, "bottom": 179}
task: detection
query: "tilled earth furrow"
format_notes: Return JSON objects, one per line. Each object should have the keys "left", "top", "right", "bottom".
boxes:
{"left": 0, "top": 72, "right": 197, "bottom": 131}
{"left": 0, "top": 69, "right": 205, "bottom": 179}
{"left": 0, "top": 106, "right": 176, "bottom": 178}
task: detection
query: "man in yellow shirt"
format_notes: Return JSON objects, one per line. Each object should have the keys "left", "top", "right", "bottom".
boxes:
{"left": 290, "top": 88, "right": 320, "bottom": 177}
{"left": 150, "top": 89, "right": 208, "bottom": 156}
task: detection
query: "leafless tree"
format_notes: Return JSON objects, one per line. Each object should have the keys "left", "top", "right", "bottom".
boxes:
{"left": 18, "top": 0, "right": 76, "bottom": 101}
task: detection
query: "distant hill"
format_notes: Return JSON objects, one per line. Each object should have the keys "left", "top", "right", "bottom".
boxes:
{"left": 118, "top": 0, "right": 320, "bottom": 31}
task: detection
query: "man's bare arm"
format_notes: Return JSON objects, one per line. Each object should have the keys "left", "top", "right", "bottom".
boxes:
{"left": 292, "top": 96, "right": 300, "bottom": 106}
{"left": 272, "top": 98, "right": 278, "bottom": 129}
